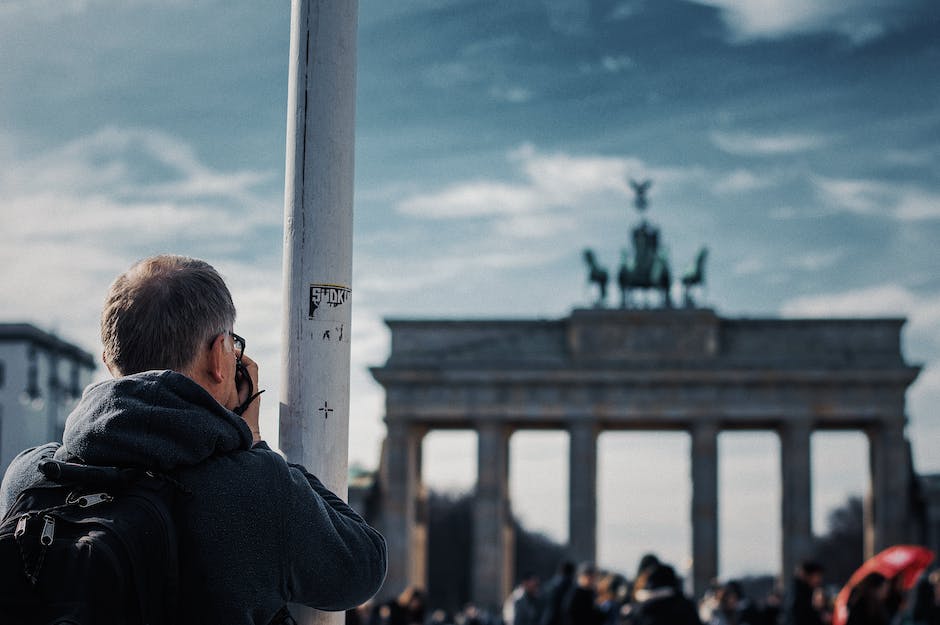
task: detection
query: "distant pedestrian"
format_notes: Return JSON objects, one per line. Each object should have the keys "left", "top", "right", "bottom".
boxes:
{"left": 624, "top": 563, "right": 701, "bottom": 625}
{"left": 542, "top": 561, "right": 576, "bottom": 625}
{"left": 632, "top": 554, "right": 662, "bottom": 602}
{"left": 782, "top": 561, "right": 826, "bottom": 625}
{"left": 707, "top": 581, "right": 760, "bottom": 625}
{"left": 562, "top": 562, "right": 606, "bottom": 625}
{"left": 510, "top": 573, "right": 543, "bottom": 625}
{"left": 597, "top": 573, "right": 628, "bottom": 625}
{"left": 900, "top": 570, "right": 940, "bottom": 625}
{"left": 845, "top": 573, "right": 891, "bottom": 625}
{"left": 387, "top": 586, "right": 427, "bottom": 625}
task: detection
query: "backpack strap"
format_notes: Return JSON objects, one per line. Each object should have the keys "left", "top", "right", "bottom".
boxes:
{"left": 39, "top": 459, "right": 142, "bottom": 489}
{"left": 38, "top": 459, "right": 192, "bottom": 496}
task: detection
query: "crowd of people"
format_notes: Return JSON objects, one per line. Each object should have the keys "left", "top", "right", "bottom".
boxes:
{"left": 352, "top": 557, "right": 940, "bottom": 625}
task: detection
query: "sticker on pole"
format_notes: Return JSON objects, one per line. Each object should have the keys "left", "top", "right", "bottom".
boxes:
{"left": 309, "top": 284, "right": 351, "bottom": 321}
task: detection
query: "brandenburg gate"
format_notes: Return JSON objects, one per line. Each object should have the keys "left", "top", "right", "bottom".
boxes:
{"left": 370, "top": 308, "right": 919, "bottom": 606}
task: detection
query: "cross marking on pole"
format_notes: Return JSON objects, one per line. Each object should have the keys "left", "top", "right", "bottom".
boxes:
{"left": 319, "top": 401, "right": 334, "bottom": 419}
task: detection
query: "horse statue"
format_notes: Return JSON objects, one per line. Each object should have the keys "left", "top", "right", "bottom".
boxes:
{"left": 681, "top": 246, "right": 708, "bottom": 307}
{"left": 582, "top": 248, "right": 609, "bottom": 307}
{"left": 617, "top": 221, "right": 673, "bottom": 308}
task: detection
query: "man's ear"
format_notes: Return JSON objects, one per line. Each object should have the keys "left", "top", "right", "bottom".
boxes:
{"left": 103, "top": 353, "right": 120, "bottom": 378}
{"left": 205, "top": 333, "right": 228, "bottom": 384}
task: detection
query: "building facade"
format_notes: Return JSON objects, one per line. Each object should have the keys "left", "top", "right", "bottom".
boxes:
{"left": 0, "top": 323, "right": 96, "bottom": 475}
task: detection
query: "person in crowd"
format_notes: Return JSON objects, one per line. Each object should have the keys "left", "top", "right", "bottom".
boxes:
{"left": 760, "top": 585, "right": 783, "bottom": 625}
{"left": 886, "top": 574, "right": 909, "bottom": 624}
{"left": 348, "top": 602, "right": 374, "bottom": 625}
{"left": 541, "top": 561, "right": 576, "bottom": 625}
{"left": 0, "top": 255, "right": 387, "bottom": 624}
{"left": 623, "top": 562, "right": 701, "bottom": 625}
{"left": 698, "top": 579, "right": 723, "bottom": 624}
{"left": 631, "top": 555, "right": 662, "bottom": 604}
{"left": 506, "top": 572, "right": 542, "bottom": 625}
{"left": 811, "top": 586, "right": 833, "bottom": 625}
{"left": 845, "top": 573, "right": 891, "bottom": 625}
{"left": 707, "top": 581, "right": 760, "bottom": 625}
{"left": 782, "top": 561, "right": 826, "bottom": 625}
{"left": 385, "top": 586, "right": 427, "bottom": 625}
{"left": 901, "top": 569, "right": 940, "bottom": 625}
{"left": 596, "top": 573, "right": 627, "bottom": 625}
{"left": 428, "top": 609, "right": 453, "bottom": 625}
{"left": 458, "top": 603, "right": 488, "bottom": 625}
{"left": 563, "top": 562, "right": 606, "bottom": 625}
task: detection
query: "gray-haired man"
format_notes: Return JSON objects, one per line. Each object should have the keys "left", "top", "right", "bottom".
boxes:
{"left": 0, "top": 255, "right": 387, "bottom": 624}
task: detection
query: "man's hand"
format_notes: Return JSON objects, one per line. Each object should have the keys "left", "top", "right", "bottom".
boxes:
{"left": 237, "top": 353, "right": 262, "bottom": 442}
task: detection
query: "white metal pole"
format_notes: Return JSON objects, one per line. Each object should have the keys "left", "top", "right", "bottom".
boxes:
{"left": 280, "top": 1, "right": 358, "bottom": 624}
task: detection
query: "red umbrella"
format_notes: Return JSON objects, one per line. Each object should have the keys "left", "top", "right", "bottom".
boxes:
{"left": 832, "top": 545, "right": 934, "bottom": 625}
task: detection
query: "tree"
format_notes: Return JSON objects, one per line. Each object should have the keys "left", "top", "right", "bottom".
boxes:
{"left": 426, "top": 491, "right": 568, "bottom": 613}
{"left": 812, "top": 496, "right": 864, "bottom": 586}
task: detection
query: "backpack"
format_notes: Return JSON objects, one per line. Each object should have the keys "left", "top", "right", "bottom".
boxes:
{"left": 0, "top": 458, "right": 184, "bottom": 625}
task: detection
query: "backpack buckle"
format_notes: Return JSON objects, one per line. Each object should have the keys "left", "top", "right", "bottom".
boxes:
{"left": 66, "top": 492, "right": 113, "bottom": 508}
{"left": 40, "top": 516, "right": 55, "bottom": 546}
{"left": 14, "top": 514, "right": 28, "bottom": 539}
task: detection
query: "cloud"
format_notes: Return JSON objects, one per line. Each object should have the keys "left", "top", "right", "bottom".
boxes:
{"left": 732, "top": 257, "right": 766, "bottom": 276}
{"left": 814, "top": 176, "right": 940, "bottom": 221}
{"left": 601, "top": 55, "right": 636, "bottom": 73}
{"left": 608, "top": 1, "right": 645, "bottom": 21}
{"left": 712, "top": 168, "right": 776, "bottom": 194}
{"left": 543, "top": 0, "right": 591, "bottom": 36}
{"left": 786, "top": 249, "right": 845, "bottom": 271}
{"left": 0, "top": 125, "right": 279, "bottom": 367}
{"left": 781, "top": 283, "right": 915, "bottom": 317}
{"left": 733, "top": 249, "right": 844, "bottom": 276}
{"left": 710, "top": 130, "right": 828, "bottom": 156}
{"left": 0, "top": 0, "right": 185, "bottom": 21}
{"left": 356, "top": 247, "right": 562, "bottom": 297}
{"left": 690, "top": 0, "right": 915, "bottom": 44}
{"left": 1, "top": 126, "right": 272, "bottom": 204}
{"left": 422, "top": 62, "right": 478, "bottom": 90}
{"left": 488, "top": 85, "right": 534, "bottom": 103}
{"left": 398, "top": 181, "right": 540, "bottom": 218}
{"left": 396, "top": 144, "right": 673, "bottom": 227}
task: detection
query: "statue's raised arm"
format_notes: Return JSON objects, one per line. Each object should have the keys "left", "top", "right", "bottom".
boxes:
{"left": 629, "top": 178, "right": 653, "bottom": 212}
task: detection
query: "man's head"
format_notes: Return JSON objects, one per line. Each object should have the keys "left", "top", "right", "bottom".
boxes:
{"left": 101, "top": 255, "right": 246, "bottom": 411}
{"left": 577, "top": 561, "right": 597, "bottom": 587}
{"left": 101, "top": 255, "right": 236, "bottom": 377}
{"left": 798, "top": 560, "right": 824, "bottom": 588}
{"left": 520, "top": 572, "right": 539, "bottom": 595}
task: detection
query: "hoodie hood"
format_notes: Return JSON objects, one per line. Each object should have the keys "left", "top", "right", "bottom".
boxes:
{"left": 55, "top": 370, "right": 253, "bottom": 470}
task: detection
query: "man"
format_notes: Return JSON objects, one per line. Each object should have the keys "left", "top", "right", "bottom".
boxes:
{"left": 504, "top": 572, "right": 542, "bottom": 625}
{"left": 781, "top": 561, "right": 825, "bottom": 625}
{"left": 562, "top": 562, "right": 606, "bottom": 625}
{"left": 624, "top": 563, "right": 701, "bottom": 625}
{"left": 0, "top": 255, "right": 387, "bottom": 624}
{"left": 541, "top": 561, "right": 576, "bottom": 625}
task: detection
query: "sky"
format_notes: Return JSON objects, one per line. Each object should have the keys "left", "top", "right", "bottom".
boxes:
{"left": 1, "top": 0, "right": 939, "bottom": 580}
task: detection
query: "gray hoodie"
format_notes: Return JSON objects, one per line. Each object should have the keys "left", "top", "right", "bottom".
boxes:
{"left": 0, "top": 370, "right": 387, "bottom": 624}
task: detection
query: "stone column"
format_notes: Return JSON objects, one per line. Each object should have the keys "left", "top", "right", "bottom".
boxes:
{"left": 473, "top": 422, "right": 514, "bottom": 611}
{"left": 568, "top": 421, "right": 599, "bottom": 565}
{"left": 381, "top": 421, "right": 426, "bottom": 599}
{"left": 866, "top": 419, "right": 910, "bottom": 556}
{"left": 780, "top": 420, "right": 813, "bottom": 583}
{"left": 690, "top": 421, "right": 719, "bottom": 599}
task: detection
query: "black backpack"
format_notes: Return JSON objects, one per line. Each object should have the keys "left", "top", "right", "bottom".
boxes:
{"left": 0, "top": 458, "right": 184, "bottom": 625}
